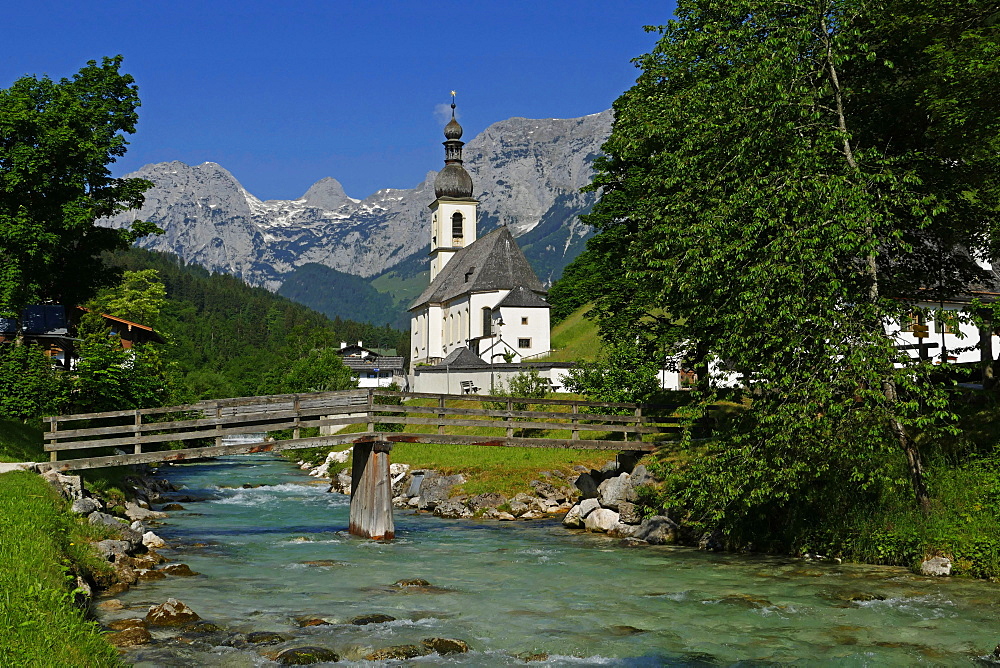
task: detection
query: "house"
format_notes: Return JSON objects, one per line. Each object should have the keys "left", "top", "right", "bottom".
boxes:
{"left": 889, "top": 262, "right": 1000, "bottom": 375}
{"left": 408, "top": 100, "right": 552, "bottom": 390}
{"left": 336, "top": 340, "right": 405, "bottom": 388}
{"left": 0, "top": 305, "right": 165, "bottom": 370}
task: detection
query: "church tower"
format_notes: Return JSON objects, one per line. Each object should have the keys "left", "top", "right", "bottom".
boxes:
{"left": 428, "top": 94, "right": 478, "bottom": 281}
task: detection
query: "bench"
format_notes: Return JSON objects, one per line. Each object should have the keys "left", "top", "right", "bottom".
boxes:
{"left": 460, "top": 380, "right": 480, "bottom": 394}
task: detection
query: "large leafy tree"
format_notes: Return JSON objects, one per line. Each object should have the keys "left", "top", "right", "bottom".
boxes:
{"left": 584, "top": 0, "right": 1000, "bottom": 527}
{"left": 0, "top": 56, "right": 156, "bottom": 317}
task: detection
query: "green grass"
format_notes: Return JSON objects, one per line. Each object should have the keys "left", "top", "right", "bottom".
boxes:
{"left": 389, "top": 442, "right": 613, "bottom": 497}
{"left": 546, "top": 304, "right": 601, "bottom": 362}
{"left": 0, "top": 419, "right": 46, "bottom": 463}
{"left": 0, "top": 471, "right": 121, "bottom": 667}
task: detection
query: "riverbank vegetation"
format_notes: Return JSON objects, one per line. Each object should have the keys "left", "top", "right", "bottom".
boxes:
{"left": 0, "top": 426, "right": 121, "bottom": 667}
{"left": 552, "top": 0, "right": 1000, "bottom": 577}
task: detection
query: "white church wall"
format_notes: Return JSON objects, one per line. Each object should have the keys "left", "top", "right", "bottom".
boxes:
{"left": 497, "top": 305, "right": 551, "bottom": 361}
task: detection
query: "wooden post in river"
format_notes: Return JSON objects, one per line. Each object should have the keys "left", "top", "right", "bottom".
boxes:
{"left": 349, "top": 438, "right": 395, "bottom": 540}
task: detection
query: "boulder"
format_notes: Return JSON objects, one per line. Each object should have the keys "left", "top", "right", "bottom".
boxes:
{"left": 422, "top": 637, "right": 469, "bottom": 655}
{"left": 42, "top": 470, "right": 83, "bottom": 499}
{"left": 146, "top": 598, "right": 201, "bottom": 626}
{"left": 365, "top": 645, "right": 430, "bottom": 661}
{"left": 107, "top": 617, "right": 145, "bottom": 631}
{"left": 573, "top": 472, "right": 599, "bottom": 499}
{"left": 625, "top": 465, "right": 655, "bottom": 502}
{"left": 118, "top": 526, "right": 144, "bottom": 551}
{"left": 520, "top": 510, "right": 546, "bottom": 520}
{"left": 94, "top": 540, "right": 131, "bottom": 561}
{"left": 106, "top": 627, "right": 152, "bottom": 647}
{"left": 276, "top": 647, "right": 341, "bottom": 665}
{"left": 584, "top": 508, "right": 620, "bottom": 533}
{"left": 433, "top": 499, "right": 473, "bottom": 519}
{"left": 597, "top": 473, "right": 631, "bottom": 511}
{"left": 161, "top": 564, "right": 199, "bottom": 577}
{"left": 496, "top": 512, "right": 516, "bottom": 521}
{"left": 617, "top": 501, "right": 642, "bottom": 525}
{"left": 71, "top": 497, "right": 99, "bottom": 515}
{"left": 138, "top": 569, "right": 166, "bottom": 581}
{"left": 529, "top": 479, "right": 565, "bottom": 502}
{"left": 509, "top": 500, "right": 530, "bottom": 517}
{"left": 246, "top": 631, "right": 289, "bottom": 645}
{"left": 920, "top": 556, "right": 952, "bottom": 576}
{"left": 349, "top": 613, "right": 396, "bottom": 625}
{"left": 125, "top": 502, "right": 168, "bottom": 521}
{"left": 142, "top": 531, "right": 166, "bottom": 549}
{"left": 88, "top": 511, "right": 126, "bottom": 530}
{"left": 634, "top": 516, "right": 679, "bottom": 545}
{"left": 562, "top": 504, "right": 584, "bottom": 528}
{"left": 394, "top": 578, "right": 431, "bottom": 587}
{"left": 608, "top": 522, "right": 639, "bottom": 538}
{"left": 417, "top": 473, "right": 465, "bottom": 510}
{"left": 161, "top": 503, "right": 186, "bottom": 511}
{"left": 467, "top": 492, "right": 506, "bottom": 511}
{"left": 578, "top": 498, "right": 601, "bottom": 519}
{"left": 97, "top": 599, "right": 125, "bottom": 611}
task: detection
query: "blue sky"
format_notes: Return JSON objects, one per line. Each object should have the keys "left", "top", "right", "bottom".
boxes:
{"left": 3, "top": 1, "right": 676, "bottom": 201}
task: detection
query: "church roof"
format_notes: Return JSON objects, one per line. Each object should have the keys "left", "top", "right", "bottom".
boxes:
{"left": 409, "top": 226, "right": 545, "bottom": 309}
{"left": 495, "top": 285, "right": 551, "bottom": 309}
{"left": 437, "top": 346, "right": 489, "bottom": 367}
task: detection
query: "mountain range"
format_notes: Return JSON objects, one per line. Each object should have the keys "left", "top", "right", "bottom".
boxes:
{"left": 102, "top": 110, "right": 613, "bottom": 327}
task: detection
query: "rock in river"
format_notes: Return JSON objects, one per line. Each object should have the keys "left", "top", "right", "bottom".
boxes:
{"left": 422, "top": 637, "right": 470, "bottom": 654}
{"left": 349, "top": 613, "right": 396, "bottom": 625}
{"left": 146, "top": 598, "right": 201, "bottom": 626}
{"left": 365, "top": 644, "right": 430, "bottom": 660}
{"left": 106, "top": 627, "right": 152, "bottom": 647}
{"left": 276, "top": 646, "right": 341, "bottom": 665}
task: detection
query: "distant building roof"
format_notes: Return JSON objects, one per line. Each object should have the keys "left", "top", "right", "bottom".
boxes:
{"left": 495, "top": 285, "right": 551, "bottom": 309}
{"left": 410, "top": 227, "right": 544, "bottom": 309}
{"left": 437, "top": 346, "right": 489, "bottom": 368}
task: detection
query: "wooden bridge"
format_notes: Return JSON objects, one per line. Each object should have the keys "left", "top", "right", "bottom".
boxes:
{"left": 42, "top": 389, "right": 686, "bottom": 540}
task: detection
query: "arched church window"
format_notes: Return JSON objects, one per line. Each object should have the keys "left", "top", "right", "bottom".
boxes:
{"left": 482, "top": 307, "right": 492, "bottom": 337}
{"left": 452, "top": 212, "right": 463, "bottom": 239}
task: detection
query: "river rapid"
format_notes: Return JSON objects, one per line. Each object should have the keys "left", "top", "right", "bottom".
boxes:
{"left": 101, "top": 455, "right": 1000, "bottom": 666}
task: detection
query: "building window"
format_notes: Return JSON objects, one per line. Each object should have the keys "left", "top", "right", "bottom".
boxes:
{"left": 902, "top": 312, "right": 923, "bottom": 332}
{"left": 482, "top": 307, "right": 492, "bottom": 337}
{"left": 934, "top": 318, "right": 957, "bottom": 335}
{"left": 518, "top": 338, "right": 531, "bottom": 349}
{"left": 452, "top": 212, "right": 463, "bottom": 239}
{"left": 521, "top": 317, "right": 528, "bottom": 325}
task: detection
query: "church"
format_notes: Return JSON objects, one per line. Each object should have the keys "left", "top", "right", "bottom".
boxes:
{"left": 409, "top": 101, "right": 552, "bottom": 375}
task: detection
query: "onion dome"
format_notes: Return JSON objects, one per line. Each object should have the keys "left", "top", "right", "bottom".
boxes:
{"left": 435, "top": 163, "right": 474, "bottom": 198}
{"left": 444, "top": 116, "right": 463, "bottom": 140}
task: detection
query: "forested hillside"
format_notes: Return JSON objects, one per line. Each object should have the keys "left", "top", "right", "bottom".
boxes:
{"left": 105, "top": 248, "right": 408, "bottom": 399}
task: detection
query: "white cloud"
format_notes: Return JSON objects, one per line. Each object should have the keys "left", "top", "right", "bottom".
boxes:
{"left": 433, "top": 102, "right": 458, "bottom": 125}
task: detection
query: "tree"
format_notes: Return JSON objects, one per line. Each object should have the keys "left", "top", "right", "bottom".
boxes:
{"left": 583, "top": 0, "right": 1000, "bottom": 529}
{"left": 0, "top": 56, "right": 157, "bottom": 318}
{"left": 281, "top": 348, "right": 356, "bottom": 393}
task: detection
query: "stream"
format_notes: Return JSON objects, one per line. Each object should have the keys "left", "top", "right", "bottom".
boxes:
{"left": 101, "top": 455, "right": 1000, "bottom": 666}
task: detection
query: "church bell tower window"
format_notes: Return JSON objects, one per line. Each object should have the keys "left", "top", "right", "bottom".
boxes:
{"left": 452, "top": 212, "right": 464, "bottom": 241}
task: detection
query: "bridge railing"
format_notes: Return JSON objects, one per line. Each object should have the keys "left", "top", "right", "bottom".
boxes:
{"left": 42, "top": 389, "right": 693, "bottom": 469}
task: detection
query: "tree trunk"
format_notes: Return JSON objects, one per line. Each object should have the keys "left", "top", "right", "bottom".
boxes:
{"left": 821, "top": 16, "right": 931, "bottom": 515}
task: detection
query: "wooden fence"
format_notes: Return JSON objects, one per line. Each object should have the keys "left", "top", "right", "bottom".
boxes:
{"left": 41, "top": 389, "right": 690, "bottom": 471}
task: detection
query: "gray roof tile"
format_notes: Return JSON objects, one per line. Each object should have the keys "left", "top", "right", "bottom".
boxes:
{"left": 409, "top": 226, "right": 544, "bottom": 309}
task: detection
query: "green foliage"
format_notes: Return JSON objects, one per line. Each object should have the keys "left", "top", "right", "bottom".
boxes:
{"left": 0, "top": 345, "right": 71, "bottom": 421}
{"left": 0, "top": 472, "right": 121, "bottom": 666}
{"left": 281, "top": 347, "right": 356, "bottom": 393}
{"left": 72, "top": 339, "right": 173, "bottom": 412}
{"left": 103, "top": 248, "right": 409, "bottom": 400}
{"left": 0, "top": 56, "right": 157, "bottom": 317}
{"left": 0, "top": 419, "right": 45, "bottom": 463}
{"left": 582, "top": 0, "right": 1000, "bottom": 532}
{"left": 374, "top": 382, "right": 404, "bottom": 432}
{"left": 72, "top": 268, "right": 176, "bottom": 412}
{"left": 563, "top": 341, "right": 662, "bottom": 407}
{"left": 278, "top": 263, "right": 407, "bottom": 329}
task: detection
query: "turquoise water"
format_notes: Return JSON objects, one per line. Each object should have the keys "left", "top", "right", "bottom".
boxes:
{"left": 105, "top": 455, "right": 1000, "bottom": 666}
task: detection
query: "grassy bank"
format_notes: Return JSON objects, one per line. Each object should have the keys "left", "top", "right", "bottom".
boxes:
{"left": 291, "top": 395, "right": 624, "bottom": 497}
{"left": 0, "top": 421, "right": 121, "bottom": 667}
